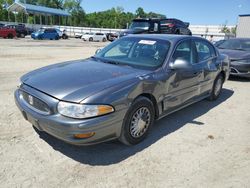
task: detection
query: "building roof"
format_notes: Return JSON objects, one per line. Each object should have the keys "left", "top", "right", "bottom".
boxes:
{"left": 239, "top": 14, "right": 250, "bottom": 17}
{"left": 7, "top": 2, "right": 70, "bottom": 16}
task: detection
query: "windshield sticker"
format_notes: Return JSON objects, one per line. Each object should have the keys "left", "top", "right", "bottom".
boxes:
{"left": 139, "top": 40, "right": 156, "bottom": 45}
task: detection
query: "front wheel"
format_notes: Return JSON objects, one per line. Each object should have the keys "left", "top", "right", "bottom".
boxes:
{"left": 89, "top": 37, "right": 93, "bottom": 42}
{"left": 208, "top": 74, "right": 224, "bottom": 101}
{"left": 119, "top": 97, "right": 155, "bottom": 145}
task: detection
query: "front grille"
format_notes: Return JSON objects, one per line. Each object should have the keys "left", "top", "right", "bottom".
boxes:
{"left": 20, "top": 91, "right": 50, "bottom": 114}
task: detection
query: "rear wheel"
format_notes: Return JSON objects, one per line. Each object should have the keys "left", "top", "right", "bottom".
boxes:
{"left": 62, "top": 34, "right": 67, "bottom": 39}
{"left": 208, "top": 74, "right": 224, "bottom": 101}
{"left": 7, "top": 33, "right": 13, "bottom": 39}
{"left": 102, "top": 38, "right": 107, "bottom": 42}
{"left": 119, "top": 97, "right": 155, "bottom": 145}
{"left": 89, "top": 37, "right": 93, "bottom": 42}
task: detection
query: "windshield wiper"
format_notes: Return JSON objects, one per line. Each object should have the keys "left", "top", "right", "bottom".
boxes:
{"left": 105, "top": 60, "right": 121, "bottom": 65}
{"left": 90, "top": 56, "right": 100, "bottom": 61}
{"left": 233, "top": 48, "right": 246, "bottom": 51}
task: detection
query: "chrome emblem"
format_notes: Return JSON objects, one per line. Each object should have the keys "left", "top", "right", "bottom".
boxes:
{"left": 28, "top": 95, "right": 34, "bottom": 105}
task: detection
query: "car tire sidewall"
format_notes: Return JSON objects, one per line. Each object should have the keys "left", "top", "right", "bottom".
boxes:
{"left": 8, "top": 34, "right": 13, "bottom": 39}
{"left": 119, "top": 97, "right": 155, "bottom": 145}
{"left": 208, "top": 74, "right": 223, "bottom": 101}
{"left": 89, "top": 37, "right": 93, "bottom": 41}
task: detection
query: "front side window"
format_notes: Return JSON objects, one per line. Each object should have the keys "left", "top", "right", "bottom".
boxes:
{"left": 95, "top": 37, "right": 170, "bottom": 69}
{"left": 172, "top": 40, "right": 193, "bottom": 63}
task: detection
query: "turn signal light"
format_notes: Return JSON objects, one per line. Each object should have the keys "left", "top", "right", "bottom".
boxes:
{"left": 74, "top": 132, "right": 95, "bottom": 139}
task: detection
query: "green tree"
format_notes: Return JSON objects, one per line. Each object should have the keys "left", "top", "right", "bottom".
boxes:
{"left": 135, "top": 7, "right": 146, "bottom": 18}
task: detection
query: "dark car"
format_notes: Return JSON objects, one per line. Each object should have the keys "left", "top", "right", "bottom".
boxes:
{"left": 106, "top": 32, "right": 119, "bottom": 42}
{"left": 120, "top": 18, "right": 192, "bottom": 37}
{"left": 217, "top": 38, "right": 250, "bottom": 78}
{"left": 0, "top": 23, "right": 5, "bottom": 28}
{"left": 6, "top": 24, "right": 28, "bottom": 38}
{"left": 31, "top": 28, "right": 60, "bottom": 40}
{"left": 15, "top": 35, "right": 229, "bottom": 146}
{"left": 214, "top": 39, "right": 226, "bottom": 47}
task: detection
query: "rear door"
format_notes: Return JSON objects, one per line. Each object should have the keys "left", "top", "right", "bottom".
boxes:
{"left": 193, "top": 39, "right": 219, "bottom": 95}
{"left": 163, "top": 39, "right": 202, "bottom": 111}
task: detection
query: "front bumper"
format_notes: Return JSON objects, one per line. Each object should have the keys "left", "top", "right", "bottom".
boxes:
{"left": 230, "top": 62, "right": 250, "bottom": 78}
{"left": 15, "top": 85, "right": 127, "bottom": 145}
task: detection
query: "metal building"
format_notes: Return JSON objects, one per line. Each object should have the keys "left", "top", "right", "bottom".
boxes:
{"left": 7, "top": 2, "right": 70, "bottom": 25}
{"left": 236, "top": 14, "right": 250, "bottom": 38}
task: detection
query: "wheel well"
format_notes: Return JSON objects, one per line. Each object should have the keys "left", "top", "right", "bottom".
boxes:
{"left": 136, "top": 93, "right": 159, "bottom": 119}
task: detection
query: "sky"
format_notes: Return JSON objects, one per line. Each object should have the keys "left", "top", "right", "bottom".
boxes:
{"left": 81, "top": 0, "right": 250, "bottom": 25}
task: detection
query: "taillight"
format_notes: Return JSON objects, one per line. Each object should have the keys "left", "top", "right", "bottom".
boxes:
{"left": 168, "top": 24, "right": 175, "bottom": 27}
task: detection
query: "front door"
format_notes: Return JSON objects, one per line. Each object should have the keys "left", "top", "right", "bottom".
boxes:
{"left": 163, "top": 39, "right": 202, "bottom": 111}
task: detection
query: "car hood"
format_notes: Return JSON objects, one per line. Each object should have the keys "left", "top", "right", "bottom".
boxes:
{"left": 21, "top": 59, "right": 149, "bottom": 103}
{"left": 219, "top": 49, "right": 250, "bottom": 60}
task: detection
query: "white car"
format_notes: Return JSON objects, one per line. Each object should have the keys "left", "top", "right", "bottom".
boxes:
{"left": 74, "top": 32, "right": 83, "bottom": 39}
{"left": 81, "top": 32, "right": 107, "bottom": 42}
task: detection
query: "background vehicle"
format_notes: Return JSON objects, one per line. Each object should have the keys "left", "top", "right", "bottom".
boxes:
{"left": 5, "top": 24, "right": 28, "bottom": 38}
{"left": 31, "top": 28, "right": 60, "bottom": 40}
{"left": 217, "top": 38, "right": 250, "bottom": 78}
{"left": 214, "top": 39, "right": 226, "bottom": 47}
{"left": 106, "top": 32, "right": 119, "bottom": 42}
{"left": 15, "top": 35, "right": 229, "bottom": 146}
{"left": 55, "top": 28, "right": 68, "bottom": 39}
{"left": 0, "top": 23, "right": 5, "bottom": 28}
{"left": 82, "top": 32, "right": 107, "bottom": 42}
{"left": 0, "top": 27, "right": 16, "bottom": 39}
{"left": 120, "top": 18, "right": 192, "bottom": 37}
{"left": 74, "top": 32, "right": 83, "bottom": 39}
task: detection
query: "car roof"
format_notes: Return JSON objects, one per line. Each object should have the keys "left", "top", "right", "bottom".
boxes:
{"left": 125, "top": 34, "right": 202, "bottom": 43}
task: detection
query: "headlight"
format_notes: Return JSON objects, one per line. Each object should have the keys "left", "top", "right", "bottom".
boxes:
{"left": 57, "top": 101, "right": 114, "bottom": 119}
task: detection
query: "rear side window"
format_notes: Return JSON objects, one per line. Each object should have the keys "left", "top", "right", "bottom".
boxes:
{"left": 194, "top": 40, "right": 216, "bottom": 62}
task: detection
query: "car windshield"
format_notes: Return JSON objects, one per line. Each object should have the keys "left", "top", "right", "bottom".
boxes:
{"left": 217, "top": 39, "right": 250, "bottom": 51}
{"left": 129, "top": 21, "right": 150, "bottom": 29}
{"left": 94, "top": 37, "right": 170, "bottom": 70}
{"left": 38, "top": 29, "right": 45, "bottom": 33}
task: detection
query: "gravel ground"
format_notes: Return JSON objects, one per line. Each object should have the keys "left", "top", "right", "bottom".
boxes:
{"left": 0, "top": 38, "right": 250, "bottom": 188}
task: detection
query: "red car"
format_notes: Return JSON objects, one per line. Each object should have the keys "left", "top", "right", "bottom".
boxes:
{"left": 0, "top": 27, "right": 16, "bottom": 39}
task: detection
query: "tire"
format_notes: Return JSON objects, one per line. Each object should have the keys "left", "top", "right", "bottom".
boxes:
{"left": 62, "top": 34, "right": 67, "bottom": 39}
{"left": 7, "top": 33, "right": 13, "bottom": 39}
{"left": 20, "top": 33, "right": 25, "bottom": 38}
{"left": 119, "top": 97, "right": 155, "bottom": 145}
{"left": 89, "top": 37, "right": 93, "bottom": 42}
{"left": 102, "top": 38, "right": 107, "bottom": 42}
{"left": 175, "top": 30, "right": 180, "bottom": 35}
{"left": 208, "top": 74, "right": 224, "bottom": 101}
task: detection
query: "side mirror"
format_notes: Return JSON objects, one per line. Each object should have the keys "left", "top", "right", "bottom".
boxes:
{"left": 169, "top": 58, "right": 191, "bottom": 70}
{"left": 95, "top": 48, "right": 102, "bottom": 54}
